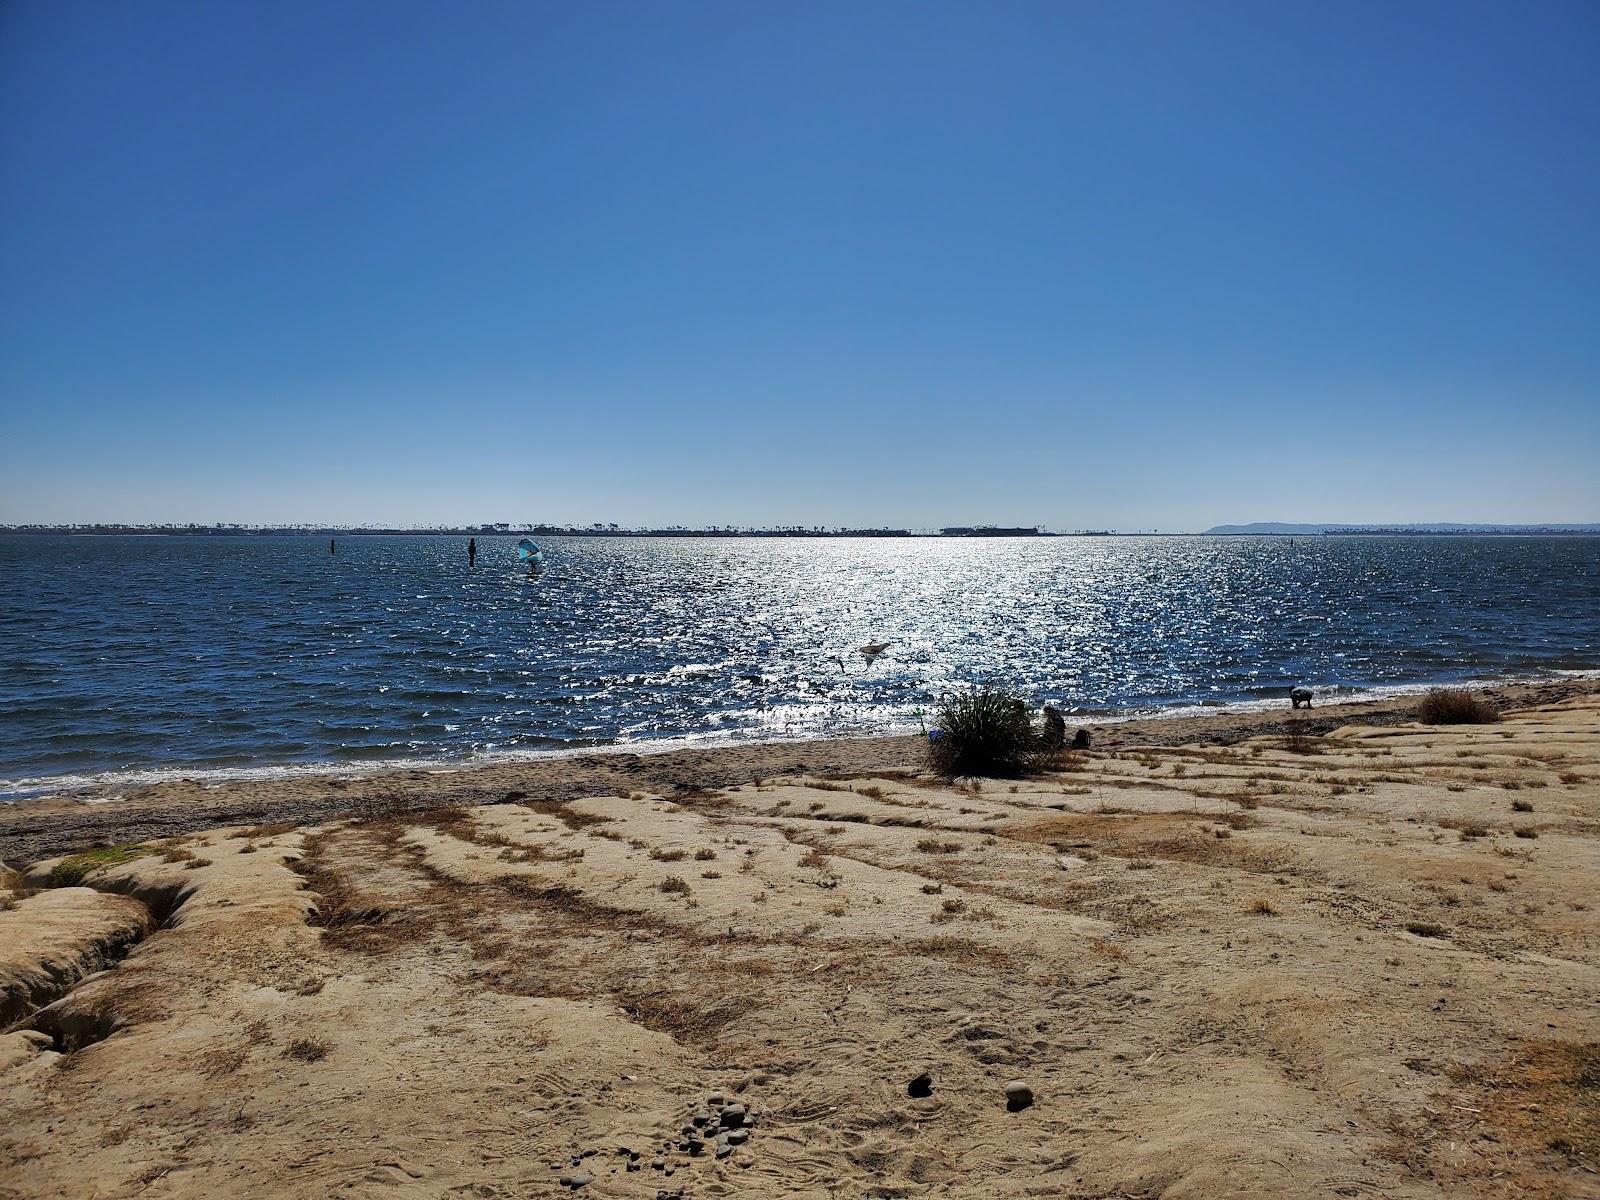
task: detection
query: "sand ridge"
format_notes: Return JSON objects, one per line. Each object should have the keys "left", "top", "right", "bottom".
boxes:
{"left": 1, "top": 694, "right": 1597, "bottom": 1197}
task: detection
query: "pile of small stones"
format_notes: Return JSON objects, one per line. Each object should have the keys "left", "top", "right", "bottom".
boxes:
{"left": 657, "top": 1090, "right": 758, "bottom": 1167}
{"left": 551, "top": 1090, "right": 761, "bottom": 1191}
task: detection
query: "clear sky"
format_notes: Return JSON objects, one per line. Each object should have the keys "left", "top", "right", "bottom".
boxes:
{"left": 2, "top": 1, "right": 1596, "bottom": 530}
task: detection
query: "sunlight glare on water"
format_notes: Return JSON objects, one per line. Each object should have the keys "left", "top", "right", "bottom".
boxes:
{"left": 1, "top": 534, "right": 1596, "bottom": 793}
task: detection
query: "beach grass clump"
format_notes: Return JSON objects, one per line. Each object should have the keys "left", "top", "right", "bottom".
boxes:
{"left": 47, "top": 844, "right": 152, "bottom": 887}
{"left": 1416, "top": 688, "right": 1499, "bottom": 725}
{"left": 926, "top": 686, "right": 1046, "bottom": 778}
{"left": 282, "top": 1037, "right": 330, "bottom": 1063}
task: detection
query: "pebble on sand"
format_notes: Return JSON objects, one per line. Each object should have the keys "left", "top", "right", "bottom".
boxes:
{"left": 907, "top": 1070, "right": 933, "bottom": 1098}
{"left": 1005, "top": 1080, "right": 1035, "bottom": 1111}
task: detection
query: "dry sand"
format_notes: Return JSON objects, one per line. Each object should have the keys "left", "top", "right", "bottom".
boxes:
{"left": 3, "top": 678, "right": 1590, "bottom": 865}
{"left": 2, "top": 686, "right": 1598, "bottom": 1198}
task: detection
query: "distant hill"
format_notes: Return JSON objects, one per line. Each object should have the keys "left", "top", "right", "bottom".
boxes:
{"left": 1205, "top": 522, "right": 1600, "bottom": 535}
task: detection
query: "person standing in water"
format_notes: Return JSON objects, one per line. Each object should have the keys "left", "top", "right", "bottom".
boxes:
{"left": 329, "top": 537, "right": 335, "bottom": 555}
{"left": 467, "top": 537, "right": 477, "bottom": 569}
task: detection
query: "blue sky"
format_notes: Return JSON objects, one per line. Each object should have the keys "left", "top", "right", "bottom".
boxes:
{"left": 2, "top": 0, "right": 1596, "bottom": 530}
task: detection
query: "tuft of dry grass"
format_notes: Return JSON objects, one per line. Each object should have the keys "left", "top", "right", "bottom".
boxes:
{"left": 282, "top": 1037, "right": 330, "bottom": 1063}
{"left": 227, "top": 822, "right": 300, "bottom": 840}
{"left": 658, "top": 875, "right": 690, "bottom": 894}
{"left": 648, "top": 847, "right": 687, "bottom": 862}
{"left": 1511, "top": 799, "right": 1533, "bottom": 813}
{"left": 1245, "top": 896, "right": 1277, "bottom": 915}
{"left": 1283, "top": 723, "right": 1323, "bottom": 755}
{"left": 1416, "top": 688, "right": 1499, "bottom": 725}
{"left": 914, "top": 837, "right": 962, "bottom": 854}
{"left": 930, "top": 898, "right": 967, "bottom": 924}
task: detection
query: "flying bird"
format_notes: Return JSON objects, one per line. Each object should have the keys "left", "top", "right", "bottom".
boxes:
{"left": 858, "top": 642, "right": 892, "bottom": 665}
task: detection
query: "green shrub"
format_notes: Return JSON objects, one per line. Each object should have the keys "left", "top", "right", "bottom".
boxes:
{"left": 927, "top": 687, "right": 1043, "bottom": 778}
{"left": 1416, "top": 688, "right": 1499, "bottom": 725}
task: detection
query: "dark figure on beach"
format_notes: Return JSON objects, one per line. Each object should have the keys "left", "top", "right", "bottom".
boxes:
{"left": 1072, "top": 728, "right": 1091, "bottom": 750}
{"left": 329, "top": 538, "right": 335, "bottom": 555}
{"left": 467, "top": 537, "right": 477, "bottom": 569}
{"left": 1041, "top": 706, "right": 1067, "bottom": 750}
{"left": 1291, "top": 687, "right": 1314, "bottom": 709}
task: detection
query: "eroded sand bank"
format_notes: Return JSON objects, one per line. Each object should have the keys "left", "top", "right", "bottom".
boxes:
{"left": 2, "top": 692, "right": 1597, "bottom": 1198}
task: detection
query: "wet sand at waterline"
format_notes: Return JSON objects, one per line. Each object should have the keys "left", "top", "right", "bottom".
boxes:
{"left": 3, "top": 682, "right": 1598, "bottom": 1198}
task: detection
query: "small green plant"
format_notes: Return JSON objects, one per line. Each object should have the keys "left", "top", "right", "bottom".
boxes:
{"left": 926, "top": 686, "right": 1045, "bottom": 777}
{"left": 47, "top": 844, "right": 152, "bottom": 887}
{"left": 1416, "top": 688, "right": 1499, "bottom": 725}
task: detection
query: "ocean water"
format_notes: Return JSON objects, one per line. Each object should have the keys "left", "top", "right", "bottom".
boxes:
{"left": 2, "top": 534, "right": 1597, "bottom": 796}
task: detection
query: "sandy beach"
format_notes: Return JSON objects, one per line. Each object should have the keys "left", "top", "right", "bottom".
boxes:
{"left": 2, "top": 680, "right": 1597, "bottom": 1198}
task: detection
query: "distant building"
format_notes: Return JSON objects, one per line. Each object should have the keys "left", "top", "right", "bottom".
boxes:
{"left": 939, "top": 526, "right": 1043, "bottom": 537}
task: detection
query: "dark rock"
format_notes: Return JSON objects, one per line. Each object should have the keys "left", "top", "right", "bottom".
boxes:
{"left": 1005, "top": 1080, "right": 1035, "bottom": 1111}
{"left": 706, "top": 1091, "right": 726, "bottom": 1105}
{"left": 719, "top": 1102, "right": 747, "bottom": 1126}
{"left": 726, "top": 1128, "right": 748, "bottom": 1145}
{"left": 569, "top": 1173, "right": 593, "bottom": 1189}
{"left": 691, "top": 1109, "right": 712, "bottom": 1125}
{"left": 907, "top": 1070, "right": 933, "bottom": 1098}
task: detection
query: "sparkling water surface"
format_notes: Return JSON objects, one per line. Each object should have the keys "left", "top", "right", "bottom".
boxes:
{"left": 2, "top": 535, "right": 1597, "bottom": 794}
